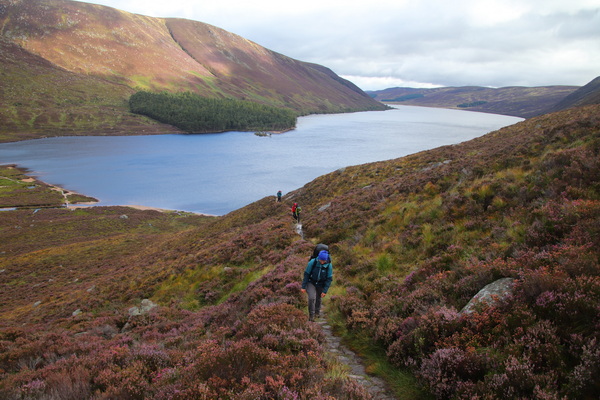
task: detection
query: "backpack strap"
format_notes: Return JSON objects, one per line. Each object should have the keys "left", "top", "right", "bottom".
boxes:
{"left": 308, "top": 258, "right": 320, "bottom": 277}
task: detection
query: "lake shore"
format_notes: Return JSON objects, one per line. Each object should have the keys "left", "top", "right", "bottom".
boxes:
{"left": 67, "top": 203, "right": 216, "bottom": 216}
{"left": 1, "top": 164, "right": 215, "bottom": 217}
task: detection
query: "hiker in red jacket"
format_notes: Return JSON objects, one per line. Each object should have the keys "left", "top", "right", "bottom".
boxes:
{"left": 291, "top": 203, "right": 301, "bottom": 222}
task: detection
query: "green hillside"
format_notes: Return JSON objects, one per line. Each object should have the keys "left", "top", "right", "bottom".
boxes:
{"left": 0, "top": 39, "right": 182, "bottom": 143}
{"left": 1, "top": 104, "right": 599, "bottom": 398}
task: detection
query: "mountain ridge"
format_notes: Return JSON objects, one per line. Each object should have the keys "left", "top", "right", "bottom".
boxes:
{"left": 0, "top": 0, "right": 386, "bottom": 142}
{"left": 546, "top": 76, "right": 600, "bottom": 113}
{"left": 367, "top": 85, "right": 582, "bottom": 118}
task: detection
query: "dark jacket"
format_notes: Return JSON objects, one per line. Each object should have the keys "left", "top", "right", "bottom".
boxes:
{"left": 302, "top": 258, "right": 333, "bottom": 293}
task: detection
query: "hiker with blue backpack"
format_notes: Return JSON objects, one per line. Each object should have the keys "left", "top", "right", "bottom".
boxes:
{"left": 301, "top": 248, "right": 333, "bottom": 321}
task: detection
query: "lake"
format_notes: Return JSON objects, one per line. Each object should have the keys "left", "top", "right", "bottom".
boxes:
{"left": 0, "top": 106, "right": 523, "bottom": 215}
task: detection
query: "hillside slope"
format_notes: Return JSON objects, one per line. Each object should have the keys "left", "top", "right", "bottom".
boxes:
{"left": 0, "top": 0, "right": 386, "bottom": 142}
{"left": 367, "top": 85, "right": 578, "bottom": 118}
{"left": 0, "top": 38, "right": 184, "bottom": 142}
{"left": 546, "top": 76, "right": 600, "bottom": 113}
{"left": 1, "top": 104, "right": 599, "bottom": 398}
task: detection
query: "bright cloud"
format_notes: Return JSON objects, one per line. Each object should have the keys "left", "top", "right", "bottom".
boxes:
{"left": 467, "top": 0, "right": 528, "bottom": 26}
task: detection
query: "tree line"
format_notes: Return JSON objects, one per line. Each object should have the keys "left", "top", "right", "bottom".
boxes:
{"left": 129, "top": 91, "right": 297, "bottom": 133}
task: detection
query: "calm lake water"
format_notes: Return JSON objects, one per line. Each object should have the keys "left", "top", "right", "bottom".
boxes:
{"left": 0, "top": 106, "right": 522, "bottom": 215}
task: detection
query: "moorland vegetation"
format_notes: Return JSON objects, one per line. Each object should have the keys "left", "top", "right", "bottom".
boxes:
{"left": 1, "top": 104, "right": 599, "bottom": 399}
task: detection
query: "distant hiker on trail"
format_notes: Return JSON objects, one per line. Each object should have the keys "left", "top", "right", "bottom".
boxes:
{"left": 277, "top": 190, "right": 282, "bottom": 202}
{"left": 292, "top": 203, "right": 302, "bottom": 224}
{"left": 309, "top": 243, "right": 330, "bottom": 261}
{"left": 292, "top": 203, "right": 301, "bottom": 223}
{"left": 301, "top": 250, "right": 333, "bottom": 321}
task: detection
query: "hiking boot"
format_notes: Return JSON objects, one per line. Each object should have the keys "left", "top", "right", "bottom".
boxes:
{"left": 309, "top": 315, "right": 314, "bottom": 322}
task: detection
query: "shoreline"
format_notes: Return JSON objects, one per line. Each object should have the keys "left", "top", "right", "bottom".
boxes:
{"left": 66, "top": 203, "right": 216, "bottom": 217}
{"left": 1, "top": 164, "right": 216, "bottom": 217}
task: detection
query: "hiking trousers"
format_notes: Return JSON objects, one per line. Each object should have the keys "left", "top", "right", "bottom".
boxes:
{"left": 306, "top": 282, "right": 324, "bottom": 319}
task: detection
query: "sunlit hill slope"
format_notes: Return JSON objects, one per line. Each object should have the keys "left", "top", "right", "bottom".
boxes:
{"left": 0, "top": 0, "right": 386, "bottom": 142}
{"left": 1, "top": 103, "right": 599, "bottom": 398}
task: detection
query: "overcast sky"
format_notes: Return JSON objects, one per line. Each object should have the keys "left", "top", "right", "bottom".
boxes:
{"left": 81, "top": 0, "right": 599, "bottom": 90}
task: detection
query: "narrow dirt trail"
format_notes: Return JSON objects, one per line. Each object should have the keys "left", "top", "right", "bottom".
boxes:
{"left": 294, "top": 222, "right": 394, "bottom": 398}
{"left": 295, "top": 222, "right": 304, "bottom": 239}
{"left": 316, "top": 313, "right": 396, "bottom": 399}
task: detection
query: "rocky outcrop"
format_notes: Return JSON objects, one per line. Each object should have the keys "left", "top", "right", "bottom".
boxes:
{"left": 460, "top": 277, "right": 517, "bottom": 315}
{"left": 128, "top": 299, "right": 158, "bottom": 317}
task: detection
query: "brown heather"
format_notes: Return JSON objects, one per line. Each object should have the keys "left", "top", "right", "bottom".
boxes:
{"left": 1, "top": 104, "right": 599, "bottom": 398}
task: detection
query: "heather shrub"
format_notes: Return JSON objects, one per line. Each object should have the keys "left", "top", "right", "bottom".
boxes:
{"left": 543, "top": 147, "right": 600, "bottom": 199}
{"left": 525, "top": 199, "right": 599, "bottom": 248}
{"left": 334, "top": 287, "right": 368, "bottom": 321}
{"left": 345, "top": 308, "right": 374, "bottom": 331}
{"left": 235, "top": 303, "right": 322, "bottom": 353}
{"left": 369, "top": 292, "right": 410, "bottom": 345}
{"left": 131, "top": 344, "right": 172, "bottom": 371}
{"left": 472, "top": 355, "right": 559, "bottom": 399}
{"left": 151, "top": 381, "right": 215, "bottom": 399}
{"left": 394, "top": 285, "right": 445, "bottom": 318}
{"left": 178, "top": 338, "right": 329, "bottom": 397}
{"left": 532, "top": 283, "right": 599, "bottom": 334}
{"left": 541, "top": 242, "right": 599, "bottom": 278}
{"left": 518, "top": 320, "right": 565, "bottom": 370}
{"left": 516, "top": 265, "right": 600, "bottom": 337}
{"left": 319, "top": 377, "right": 374, "bottom": 399}
{"left": 417, "top": 347, "right": 489, "bottom": 399}
{"left": 190, "top": 339, "right": 278, "bottom": 384}
{"left": 373, "top": 316, "right": 404, "bottom": 347}
{"left": 402, "top": 256, "right": 449, "bottom": 290}
{"left": 31, "top": 360, "right": 93, "bottom": 400}
{"left": 387, "top": 307, "right": 459, "bottom": 367}
{"left": 94, "top": 359, "right": 152, "bottom": 399}
{"left": 564, "top": 337, "right": 600, "bottom": 398}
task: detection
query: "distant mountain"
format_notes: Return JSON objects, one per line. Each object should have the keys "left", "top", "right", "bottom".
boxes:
{"left": 367, "top": 85, "right": 579, "bottom": 118}
{"left": 0, "top": 0, "right": 386, "bottom": 142}
{"left": 545, "top": 76, "right": 600, "bottom": 113}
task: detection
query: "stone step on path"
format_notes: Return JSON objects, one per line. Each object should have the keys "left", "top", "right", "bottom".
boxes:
{"left": 295, "top": 222, "right": 304, "bottom": 239}
{"left": 315, "top": 314, "right": 396, "bottom": 400}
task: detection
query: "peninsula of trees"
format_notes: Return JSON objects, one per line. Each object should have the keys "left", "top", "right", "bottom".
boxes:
{"left": 129, "top": 91, "right": 298, "bottom": 133}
